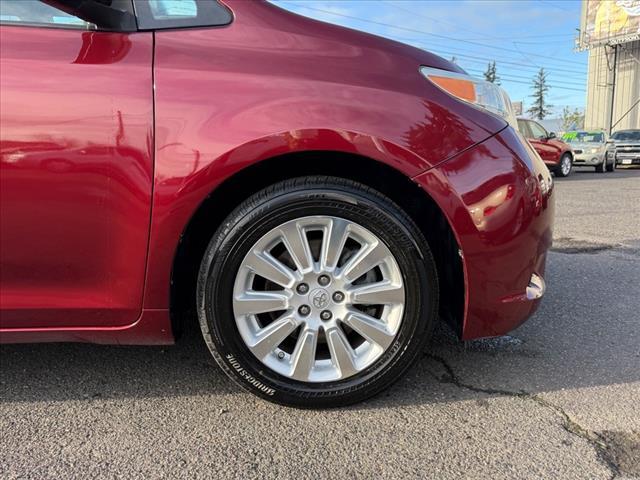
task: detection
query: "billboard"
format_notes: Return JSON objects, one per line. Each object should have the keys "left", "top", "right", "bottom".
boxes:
{"left": 578, "top": 0, "right": 640, "bottom": 49}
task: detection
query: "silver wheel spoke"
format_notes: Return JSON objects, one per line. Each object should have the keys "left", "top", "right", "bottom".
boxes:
{"left": 279, "top": 222, "right": 313, "bottom": 273}
{"left": 244, "top": 249, "right": 295, "bottom": 288}
{"left": 234, "top": 291, "right": 289, "bottom": 315}
{"left": 326, "top": 327, "right": 358, "bottom": 377}
{"left": 343, "top": 311, "right": 394, "bottom": 349}
{"left": 249, "top": 315, "right": 299, "bottom": 359}
{"left": 340, "top": 242, "right": 388, "bottom": 283}
{"left": 349, "top": 281, "right": 404, "bottom": 305}
{"left": 233, "top": 215, "right": 406, "bottom": 383}
{"left": 320, "top": 217, "right": 349, "bottom": 271}
{"left": 290, "top": 328, "right": 318, "bottom": 380}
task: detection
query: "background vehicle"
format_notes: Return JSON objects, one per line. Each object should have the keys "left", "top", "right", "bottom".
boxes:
{"left": 517, "top": 118, "right": 574, "bottom": 177}
{"left": 0, "top": 0, "right": 554, "bottom": 407}
{"left": 562, "top": 130, "right": 613, "bottom": 172}
{"left": 608, "top": 129, "right": 640, "bottom": 166}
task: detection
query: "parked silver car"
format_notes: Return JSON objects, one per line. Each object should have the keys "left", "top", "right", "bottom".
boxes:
{"left": 562, "top": 131, "right": 613, "bottom": 172}
{"left": 608, "top": 129, "right": 640, "bottom": 167}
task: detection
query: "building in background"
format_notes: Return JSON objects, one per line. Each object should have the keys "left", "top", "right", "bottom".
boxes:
{"left": 512, "top": 101, "right": 523, "bottom": 116}
{"left": 578, "top": 0, "right": 640, "bottom": 132}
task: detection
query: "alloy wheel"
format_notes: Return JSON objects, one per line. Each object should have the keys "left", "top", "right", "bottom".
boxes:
{"left": 561, "top": 155, "right": 571, "bottom": 176}
{"left": 232, "top": 216, "right": 405, "bottom": 383}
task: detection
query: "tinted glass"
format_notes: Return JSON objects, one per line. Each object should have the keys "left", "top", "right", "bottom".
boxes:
{"left": 134, "top": 0, "right": 232, "bottom": 29}
{"left": 611, "top": 130, "right": 640, "bottom": 142}
{"left": 517, "top": 119, "right": 531, "bottom": 137}
{"left": 0, "top": 0, "right": 95, "bottom": 29}
{"left": 148, "top": 0, "right": 197, "bottom": 19}
{"left": 528, "top": 121, "right": 548, "bottom": 139}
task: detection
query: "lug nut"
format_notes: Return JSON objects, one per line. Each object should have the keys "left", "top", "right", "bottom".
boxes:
{"left": 332, "top": 291, "right": 345, "bottom": 303}
{"left": 277, "top": 351, "right": 285, "bottom": 360}
{"left": 318, "top": 275, "right": 331, "bottom": 286}
{"left": 296, "top": 283, "right": 309, "bottom": 294}
{"left": 320, "top": 310, "right": 332, "bottom": 321}
{"left": 298, "top": 305, "right": 311, "bottom": 316}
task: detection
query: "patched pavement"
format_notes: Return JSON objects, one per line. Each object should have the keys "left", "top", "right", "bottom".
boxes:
{"left": 1, "top": 169, "right": 639, "bottom": 479}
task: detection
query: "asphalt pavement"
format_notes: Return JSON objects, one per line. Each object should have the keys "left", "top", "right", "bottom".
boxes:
{"left": 1, "top": 168, "right": 639, "bottom": 480}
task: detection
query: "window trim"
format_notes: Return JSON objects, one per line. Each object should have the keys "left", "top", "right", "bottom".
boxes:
{"left": 0, "top": 20, "right": 96, "bottom": 31}
{"left": 133, "top": 0, "right": 233, "bottom": 31}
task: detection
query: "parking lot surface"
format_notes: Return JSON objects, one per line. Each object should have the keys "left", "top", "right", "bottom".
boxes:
{"left": 1, "top": 168, "right": 639, "bottom": 480}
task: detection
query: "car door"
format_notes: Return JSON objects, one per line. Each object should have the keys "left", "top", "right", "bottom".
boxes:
{"left": 527, "top": 120, "right": 558, "bottom": 164}
{"left": 0, "top": 1, "right": 153, "bottom": 329}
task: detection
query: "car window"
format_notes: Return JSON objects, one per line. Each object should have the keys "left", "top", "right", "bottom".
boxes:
{"left": 134, "top": 0, "right": 232, "bottom": 30}
{"left": 563, "top": 132, "right": 604, "bottom": 143}
{"left": 528, "top": 121, "right": 548, "bottom": 139}
{"left": 611, "top": 130, "right": 640, "bottom": 142}
{"left": 0, "top": 0, "right": 96, "bottom": 29}
{"left": 147, "top": 0, "right": 197, "bottom": 19}
{"left": 517, "top": 119, "right": 531, "bottom": 138}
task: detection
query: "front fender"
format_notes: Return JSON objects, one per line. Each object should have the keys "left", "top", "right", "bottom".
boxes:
{"left": 144, "top": 10, "right": 507, "bottom": 310}
{"left": 144, "top": 128, "right": 432, "bottom": 309}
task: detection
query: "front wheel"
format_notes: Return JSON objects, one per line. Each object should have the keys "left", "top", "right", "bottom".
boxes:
{"left": 556, "top": 154, "right": 572, "bottom": 177}
{"left": 606, "top": 157, "right": 616, "bottom": 172}
{"left": 197, "top": 176, "right": 438, "bottom": 407}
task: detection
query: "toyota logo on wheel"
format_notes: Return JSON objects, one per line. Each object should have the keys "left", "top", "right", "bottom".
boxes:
{"left": 310, "top": 289, "right": 329, "bottom": 309}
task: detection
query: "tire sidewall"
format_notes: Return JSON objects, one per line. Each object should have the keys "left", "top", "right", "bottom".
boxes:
{"left": 197, "top": 180, "right": 438, "bottom": 407}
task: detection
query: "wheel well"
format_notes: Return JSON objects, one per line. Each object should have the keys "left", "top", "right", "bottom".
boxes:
{"left": 170, "top": 151, "right": 465, "bottom": 338}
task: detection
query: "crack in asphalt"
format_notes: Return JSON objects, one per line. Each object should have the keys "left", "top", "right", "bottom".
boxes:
{"left": 551, "top": 237, "right": 640, "bottom": 257}
{"left": 551, "top": 245, "right": 615, "bottom": 254}
{"left": 424, "top": 353, "right": 622, "bottom": 480}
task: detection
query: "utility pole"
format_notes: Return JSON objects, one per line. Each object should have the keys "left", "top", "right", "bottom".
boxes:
{"left": 606, "top": 44, "right": 618, "bottom": 135}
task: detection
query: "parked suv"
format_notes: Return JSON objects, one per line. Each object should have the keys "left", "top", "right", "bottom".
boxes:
{"left": 608, "top": 129, "right": 640, "bottom": 166}
{"left": 0, "top": 0, "right": 554, "bottom": 407}
{"left": 518, "top": 118, "right": 573, "bottom": 177}
{"left": 562, "top": 130, "right": 613, "bottom": 172}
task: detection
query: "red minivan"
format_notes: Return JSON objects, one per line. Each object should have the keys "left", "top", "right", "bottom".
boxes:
{"left": 0, "top": 0, "right": 554, "bottom": 407}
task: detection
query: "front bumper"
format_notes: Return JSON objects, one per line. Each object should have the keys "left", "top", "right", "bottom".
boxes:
{"left": 615, "top": 155, "right": 640, "bottom": 165}
{"left": 573, "top": 151, "right": 605, "bottom": 166}
{"left": 413, "top": 127, "right": 554, "bottom": 339}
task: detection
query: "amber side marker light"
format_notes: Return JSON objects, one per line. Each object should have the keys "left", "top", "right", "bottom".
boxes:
{"left": 427, "top": 76, "right": 477, "bottom": 103}
{"left": 420, "top": 66, "right": 517, "bottom": 128}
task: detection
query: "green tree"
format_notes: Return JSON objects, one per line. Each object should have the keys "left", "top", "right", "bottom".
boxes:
{"left": 483, "top": 61, "right": 500, "bottom": 84}
{"left": 527, "top": 68, "right": 552, "bottom": 120}
{"left": 560, "top": 106, "right": 585, "bottom": 131}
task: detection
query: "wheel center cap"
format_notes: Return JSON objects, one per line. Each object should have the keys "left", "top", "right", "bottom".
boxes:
{"left": 309, "top": 288, "right": 330, "bottom": 309}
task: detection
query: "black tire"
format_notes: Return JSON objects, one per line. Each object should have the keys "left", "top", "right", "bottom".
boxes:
{"left": 595, "top": 159, "right": 606, "bottom": 173}
{"left": 556, "top": 153, "right": 572, "bottom": 177}
{"left": 197, "top": 176, "right": 438, "bottom": 408}
{"left": 606, "top": 158, "right": 615, "bottom": 172}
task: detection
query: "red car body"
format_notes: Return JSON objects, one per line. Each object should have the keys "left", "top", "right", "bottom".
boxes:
{"left": 517, "top": 118, "right": 573, "bottom": 172}
{"left": 0, "top": 1, "right": 553, "bottom": 344}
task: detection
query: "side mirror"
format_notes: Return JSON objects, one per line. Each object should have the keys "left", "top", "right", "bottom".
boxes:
{"left": 548, "top": 132, "right": 557, "bottom": 139}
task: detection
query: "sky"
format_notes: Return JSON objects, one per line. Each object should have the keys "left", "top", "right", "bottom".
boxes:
{"left": 271, "top": 0, "right": 588, "bottom": 117}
